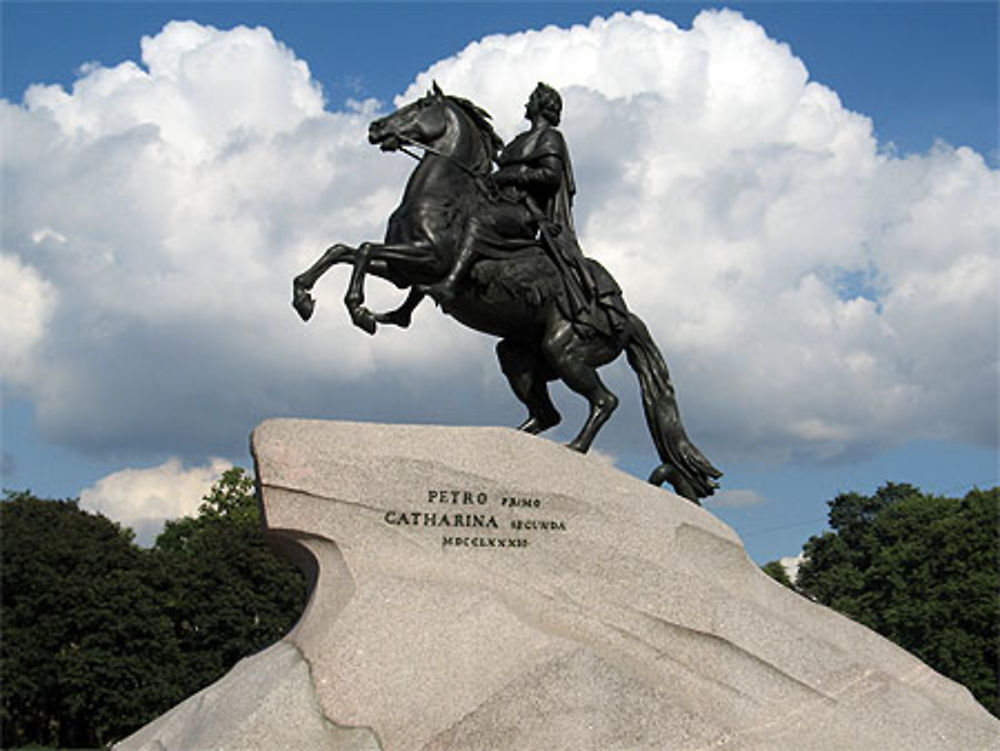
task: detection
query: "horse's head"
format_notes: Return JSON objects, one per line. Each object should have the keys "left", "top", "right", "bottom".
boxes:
{"left": 369, "top": 83, "right": 502, "bottom": 175}
{"left": 369, "top": 82, "right": 450, "bottom": 153}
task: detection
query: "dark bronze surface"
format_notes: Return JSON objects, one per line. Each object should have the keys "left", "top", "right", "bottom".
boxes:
{"left": 293, "top": 83, "right": 720, "bottom": 502}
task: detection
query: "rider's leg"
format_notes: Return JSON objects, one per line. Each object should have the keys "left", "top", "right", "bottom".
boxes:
{"left": 496, "top": 338, "right": 561, "bottom": 433}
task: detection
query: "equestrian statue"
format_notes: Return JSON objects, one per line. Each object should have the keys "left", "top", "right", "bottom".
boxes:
{"left": 292, "top": 82, "right": 721, "bottom": 503}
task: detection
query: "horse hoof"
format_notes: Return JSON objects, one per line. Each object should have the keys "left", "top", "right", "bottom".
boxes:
{"left": 374, "top": 311, "right": 412, "bottom": 328}
{"left": 351, "top": 307, "right": 378, "bottom": 335}
{"left": 292, "top": 290, "right": 315, "bottom": 321}
{"left": 518, "top": 415, "right": 560, "bottom": 434}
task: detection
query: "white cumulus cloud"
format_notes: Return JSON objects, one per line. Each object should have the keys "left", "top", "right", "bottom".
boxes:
{"left": 79, "top": 457, "right": 232, "bottom": 545}
{"left": 0, "top": 253, "right": 56, "bottom": 381}
{"left": 780, "top": 553, "right": 806, "bottom": 583}
{"left": 406, "top": 10, "right": 998, "bottom": 461}
{"left": 2, "top": 11, "right": 996, "bottom": 482}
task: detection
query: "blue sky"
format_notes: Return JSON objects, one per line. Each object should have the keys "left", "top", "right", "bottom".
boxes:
{"left": 2, "top": 1, "right": 997, "bottom": 563}
{"left": 4, "top": 2, "right": 996, "bottom": 160}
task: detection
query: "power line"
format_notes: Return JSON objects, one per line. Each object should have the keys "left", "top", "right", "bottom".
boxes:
{"left": 740, "top": 517, "right": 827, "bottom": 538}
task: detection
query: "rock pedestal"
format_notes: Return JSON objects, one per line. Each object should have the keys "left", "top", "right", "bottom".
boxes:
{"left": 117, "top": 419, "right": 999, "bottom": 750}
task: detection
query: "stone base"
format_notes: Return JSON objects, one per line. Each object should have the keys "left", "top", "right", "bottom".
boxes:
{"left": 115, "top": 419, "right": 999, "bottom": 750}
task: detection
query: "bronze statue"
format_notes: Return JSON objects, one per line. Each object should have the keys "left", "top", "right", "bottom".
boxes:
{"left": 420, "top": 83, "right": 597, "bottom": 318}
{"left": 292, "top": 82, "right": 721, "bottom": 502}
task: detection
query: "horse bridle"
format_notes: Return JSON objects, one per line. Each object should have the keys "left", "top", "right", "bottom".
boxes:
{"left": 394, "top": 132, "right": 492, "bottom": 188}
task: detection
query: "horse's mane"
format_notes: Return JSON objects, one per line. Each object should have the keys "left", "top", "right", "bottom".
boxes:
{"left": 446, "top": 95, "right": 504, "bottom": 166}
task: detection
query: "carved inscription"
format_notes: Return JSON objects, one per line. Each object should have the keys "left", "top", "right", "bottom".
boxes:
{"left": 381, "top": 489, "right": 568, "bottom": 549}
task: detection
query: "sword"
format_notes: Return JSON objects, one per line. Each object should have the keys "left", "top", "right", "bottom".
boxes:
{"left": 524, "top": 196, "right": 595, "bottom": 316}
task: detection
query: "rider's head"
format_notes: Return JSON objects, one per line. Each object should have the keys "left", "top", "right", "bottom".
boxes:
{"left": 529, "top": 82, "right": 562, "bottom": 126}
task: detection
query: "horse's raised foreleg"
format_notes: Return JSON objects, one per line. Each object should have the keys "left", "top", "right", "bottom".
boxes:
{"left": 345, "top": 241, "right": 379, "bottom": 334}
{"left": 374, "top": 287, "right": 424, "bottom": 329}
{"left": 345, "top": 240, "right": 437, "bottom": 335}
{"left": 292, "top": 243, "right": 355, "bottom": 321}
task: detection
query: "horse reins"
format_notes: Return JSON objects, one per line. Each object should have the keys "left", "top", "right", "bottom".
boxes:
{"left": 394, "top": 133, "right": 494, "bottom": 196}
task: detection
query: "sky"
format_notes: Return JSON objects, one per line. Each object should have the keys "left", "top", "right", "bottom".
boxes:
{"left": 1, "top": 1, "right": 997, "bottom": 563}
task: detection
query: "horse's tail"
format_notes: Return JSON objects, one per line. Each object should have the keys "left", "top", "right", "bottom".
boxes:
{"left": 624, "top": 312, "right": 722, "bottom": 504}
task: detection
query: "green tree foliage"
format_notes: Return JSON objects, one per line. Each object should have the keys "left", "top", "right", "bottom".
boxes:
{"left": 1, "top": 469, "right": 307, "bottom": 748}
{"left": 761, "top": 559, "right": 793, "bottom": 588}
{"left": 1, "top": 491, "right": 181, "bottom": 748}
{"left": 153, "top": 468, "right": 308, "bottom": 692}
{"left": 797, "top": 483, "right": 999, "bottom": 716}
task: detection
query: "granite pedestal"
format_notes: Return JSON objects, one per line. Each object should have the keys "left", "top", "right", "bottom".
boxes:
{"left": 115, "top": 419, "right": 1000, "bottom": 750}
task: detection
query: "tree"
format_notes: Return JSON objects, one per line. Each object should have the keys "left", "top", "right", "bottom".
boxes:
{"left": 796, "top": 483, "right": 999, "bottom": 716}
{"left": 1, "top": 469, "right": 307, "bottom": 747}
{"left": 761, "top": 559, "right": 794, "bottom": 588}
{"left": 153, "top": 468, "right": 307, "bottom": 698}
{"left": 1, "top": 491, "right": 183, "bottom": 748}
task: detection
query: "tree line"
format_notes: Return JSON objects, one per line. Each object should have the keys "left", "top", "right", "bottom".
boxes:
{"left": 2, "top": 475, "right": 996, "bottom": 747}
{"left": 1, "top": 469, "right": 307, "bottom": 749}
{"left": 763, "top": 482, "right": 998, "bottom": 717}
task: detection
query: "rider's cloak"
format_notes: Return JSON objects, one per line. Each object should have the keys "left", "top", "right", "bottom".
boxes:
{"left": 498, "top": 125, "right": 625, "bottom": 338}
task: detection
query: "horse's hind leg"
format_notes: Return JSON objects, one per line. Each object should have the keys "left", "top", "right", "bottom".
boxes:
{"left": 497, "top": 339, "right": 561, "bottom": 434}
{"left": 292, "top": 243, "right": 355, "bottom": 321}
{"left": 541, "top": 319, "right": 619, "bottom": 453}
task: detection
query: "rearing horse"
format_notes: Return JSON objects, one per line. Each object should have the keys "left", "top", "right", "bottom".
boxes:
{"left": 292, "top": 84, "right": 721, "bottom": 502}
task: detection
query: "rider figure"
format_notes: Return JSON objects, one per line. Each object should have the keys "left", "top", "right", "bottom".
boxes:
{"left": 423, "top": 82, "right": 597, "bottom": 316}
